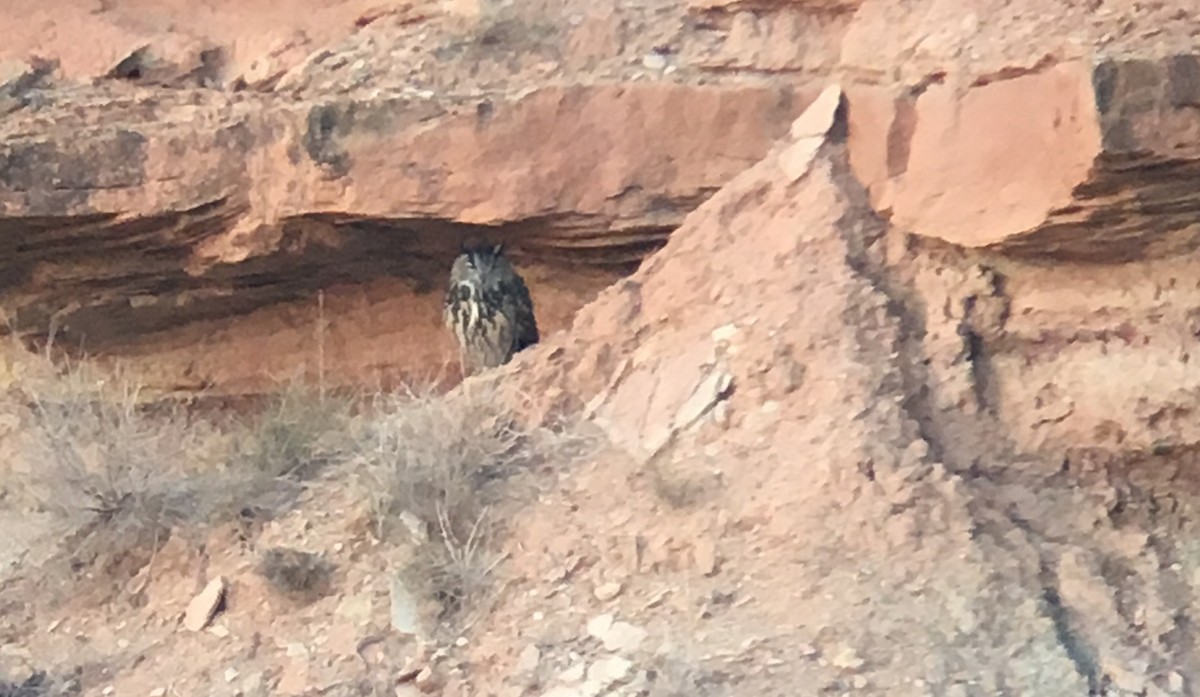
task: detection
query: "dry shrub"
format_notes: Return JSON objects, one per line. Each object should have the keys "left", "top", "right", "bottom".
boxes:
{"left": 15, "top": 362, "right": 226, "bottom": 572}
{"left": 230, "top": 381, "right": 355, "bottom": 481}
{"left": 257, "top": 546, "right": 337, "bottom": 603}
{"left": 353, "top": 381, "right": 596, "bottom": 625}
{"left": 0, "top": 670, "right": 80, "bottom": 697}
{"left": 645, "top": 654, "right": 725, "bottom": 697}
{"left": 8, "top": 358, "right": 327, "bottom": 587}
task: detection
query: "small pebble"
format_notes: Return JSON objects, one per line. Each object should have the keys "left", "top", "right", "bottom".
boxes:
{"left": 594, "top": 582, "right": 623, "bottom": 602}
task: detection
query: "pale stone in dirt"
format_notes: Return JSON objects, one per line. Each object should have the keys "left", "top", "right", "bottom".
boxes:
{"left": 183, "top": 577, "right": 226, "bottom": 632}
{"left": 600, "top": 622, "right": 647, "bottom": 653}
{"left": 692, "top": 538, "right": 718, "bottom": 576}
{"left": 586, "top": 656, "right": 632, "bottom": 687}
{"left": 586, "top": 613, "right": 614, "bottom": 640}
{"left": 593, "top": 581, "right": 624, "bottom": 601}
{"left": 414, "top": 666, "right": 436, "bottom": 692}
{"left": 517, "top": 644, "right": 541, "bottom": 673}
{"left": 830, "top": 644, "right": 865, "bottom": 671}
{"left": 559, "top": 662, "right": 586, "bottom": 683}
{"left": 674, "top": 369, "right": 734, "bottom": 432}
{"left": 389, "top": 574, "right": 421, "bottom": 635}
{"left": 711, "top": 323, "right": 738, "bottom": 343}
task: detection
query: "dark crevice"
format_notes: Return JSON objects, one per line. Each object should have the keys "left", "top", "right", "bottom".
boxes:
{"left": 1004, "top": 507, "right": 1103, "bottom": 693}
{"left": 829, "top": 139, "right": 952, "bottom": 468}
{"left": 1037, "top": 560, "right": 1103, "bottom": 694}
{"left": 3, "top": 211, "right": 657, "bottom": 353}
{"left": 829, "top": 136, "right": 1120, "bottom": 692}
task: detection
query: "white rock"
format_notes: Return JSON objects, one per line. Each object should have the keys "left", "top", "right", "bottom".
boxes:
{"left": 390, "top": 575, "right": 421, "bottom": 635}
{"left": 208, "top": 624, "right": 230, "bottom": 639}
{"left": 593, "top": 582, "right": 623, "bottom": 602}
{"left": 517, "top": 644, "right": 540, "bottom": 673}
{"left": 641, "top": 53, "right": 667, "bottom": 71}
{"left": 711, "top": 324, "right": 738, "bottom": 343}
{"left": 183, "top": 577, "right": 226, "bottom": 632}
{"left": 224, "top": 667, "right": 239, "bottom": 683}
{"left": 586, "top": 613, "right": 614, "bottom": 639}
{"left": 240, "top": 675, "right": 265, "bottom": 695}
{"left": 149, "top": 689, "right": 167, "bottom": 697}
{"left": 830, "top": 644, "right": 865, "bottom": 671}
{"left": 586, "top": 656, "right": 632, "bottom": 686}
{"left": 1169, "top": 671, "right": 1185, "bottom": 692}
{"left": 675, "top": 371, "right": 734, "bottom": 432}
{"left": 602, "top": 622, "right": 647, "bottom": 653}
{"left": 559, "top": 662, "right": 586, "bottom": 683}
{"left": 285, "top": 642, "right": 309, "bottom": 657}
{"left": 399, "top": 511, "right": 427, "bottom": 542}
{"left": 415, "top": 667, "right": 435, "bottom": 691}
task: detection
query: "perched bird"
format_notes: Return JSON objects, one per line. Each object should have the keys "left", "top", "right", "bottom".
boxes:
{"left": 443, "top": 243, "right": 539, "bottom": 377}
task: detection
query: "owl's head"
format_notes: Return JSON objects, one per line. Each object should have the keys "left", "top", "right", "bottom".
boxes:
{"left": 449, "top": 243, "right": 509, "bottom": 295}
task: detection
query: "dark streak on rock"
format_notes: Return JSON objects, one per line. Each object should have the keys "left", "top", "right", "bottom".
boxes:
{"left": 303, "top": 103, "right": 349, "bottom": 176}
{"left": 1166, "top": 54, "right": 1200, "bottom": 108}
{"left": 1092, "top": 61, "right": 1118, "bottom": 116}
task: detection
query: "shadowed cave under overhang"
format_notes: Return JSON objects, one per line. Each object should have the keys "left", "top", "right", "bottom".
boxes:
{"left": 0, "top": 209, "right": 668, "bottom": 391}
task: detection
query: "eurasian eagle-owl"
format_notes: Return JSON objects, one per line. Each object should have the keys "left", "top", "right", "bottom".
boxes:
{"left": 443, "top": 244, "right": 539, "bottom": 377}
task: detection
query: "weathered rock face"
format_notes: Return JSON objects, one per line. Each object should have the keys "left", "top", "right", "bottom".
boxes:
{"left": 849, "top": 55, "right": 1200, "bottom": 260}
{"left": 0, "top": 82, "right": 804, "bottom": 361}
{"left": 836, "top": 50, "right": 1200, "bottom": 458}
{"left": 0, "top": 1, "right": 822, "bottom": 391}
{"left": 2, "top": 0, "right": 1200, "bottom": 465}
{"left": 479, "top": 86, "right": 1199, "bottom": 695}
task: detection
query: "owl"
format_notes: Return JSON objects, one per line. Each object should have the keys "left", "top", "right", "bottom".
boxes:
{"left": 443, "top": 243, "right": 539, "bottom": 377}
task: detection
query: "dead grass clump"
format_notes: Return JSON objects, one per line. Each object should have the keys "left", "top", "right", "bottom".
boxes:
{"left": 353, "top": 387, "right": 518, "bottom": 623}
{"left": 230, "top": 381, "right": 355, "bottom": 481}
{"left": 356, "top": 387, "right": 523, "bottom": 542}
{"left": 645, "top": 654, "right": 726, "bottom": 697}
{"left": 257, "top": 546, "right": 337, "bottom": 603}
{"left": 649, "top": 458, "right": 721, "bottom": 510}
{"left": 353, "top": 382, "right": 595, "bottom": 625}
{"left": 15, "top": 363, "right": 226, "bottom": 575}
{"left": 0, "top": 670, "right": 80, "bottom": 697}
{"left": 8, "top": 359, "right": 329, "bottom": 590}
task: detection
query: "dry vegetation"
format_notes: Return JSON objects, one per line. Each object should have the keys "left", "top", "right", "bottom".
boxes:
{"left": 1, "top": 346, "right": 597, "bottom": 632}
{"left": 350, "top": 383, "right": 598, "bottom": 628}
